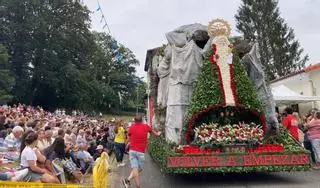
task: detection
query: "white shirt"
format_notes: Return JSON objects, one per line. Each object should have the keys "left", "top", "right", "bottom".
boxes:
{"left": 20, "top": 146, "right": 37, "bottom": 168}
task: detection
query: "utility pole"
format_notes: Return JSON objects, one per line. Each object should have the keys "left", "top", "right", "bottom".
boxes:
{"left": 136, "top": 87, "right": 139, "bottom": 115}
{"left": 136, "top": 77, "right": 144, "bottom": 115}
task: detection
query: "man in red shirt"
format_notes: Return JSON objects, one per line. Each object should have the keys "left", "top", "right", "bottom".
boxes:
{"left": 281, "top": 107, "right": 299, "bottom": 140}
{"left": 122, "top": 114, "right": 160, "bottom": 188}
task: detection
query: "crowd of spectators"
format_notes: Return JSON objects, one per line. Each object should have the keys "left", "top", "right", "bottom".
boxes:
{"left": 279, "top": 107, "right": 320, "bottom": 168}
{"left": 0, "top": 104, "right": 129, "bottom": 183}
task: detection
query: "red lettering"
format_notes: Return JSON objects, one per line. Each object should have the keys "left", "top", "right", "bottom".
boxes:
{"left": 264, "top": 155, "right": 272, "bottom": 165}
{"left": 281, "top": 155, "right": 289, "bottom": 165}
{"left": 202, "top": 156, "right": 210, "bottom": 167}
{"left": 227, "top": 156, "right": 237, "bottom": 166}
{"left": 168, "top": 157, "right": 181, "bottom": 167}
{"left": 179, "top": 157, "right": 186, "bottom": 167}
{"left": 252, "top": 155, "right": 265, "bottom": 166}
{"left": 184, "top": 157, "right": 190, "bottom": 166}
{"left": 211, "top": 156, "right": 220, "bottom": 166}
{"left": 243, "top": 155, "right": 251, "bottom": 166}
{"left": 272, "top": 155, "right": 281, "bottom": 165}
{"left": 192, "top": 156, "right": 201, "bottom": 167}
{"left": 290, "top": 155, "right": 299, "bottom": 165}
{"left": 299, "top": 154, "right": 309, "bottom": 164}
{"left": 185, "top": 157, "right": 192, "bottom": 167}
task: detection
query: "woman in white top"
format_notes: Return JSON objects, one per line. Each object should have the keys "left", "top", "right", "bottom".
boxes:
{"left": 20, "top": 132, "right": 59, "bottom": 183}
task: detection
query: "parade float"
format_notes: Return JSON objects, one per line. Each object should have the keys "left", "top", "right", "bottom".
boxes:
{"left": 145, "top": 18, "right": 311, "bottom": 174}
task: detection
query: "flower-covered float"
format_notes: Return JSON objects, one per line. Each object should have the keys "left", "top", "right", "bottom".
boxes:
{"left": 145, "top": 18, "right": 311, "bottom": 174}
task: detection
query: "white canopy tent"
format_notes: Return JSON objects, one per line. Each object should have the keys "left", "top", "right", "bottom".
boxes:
{"left": 271, "top": 84, "right": 320, "bottom": 104}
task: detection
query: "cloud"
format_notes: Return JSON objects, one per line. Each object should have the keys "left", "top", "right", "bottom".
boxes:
{"left": 84, "top": 0, "right": 320, "bottom": 77}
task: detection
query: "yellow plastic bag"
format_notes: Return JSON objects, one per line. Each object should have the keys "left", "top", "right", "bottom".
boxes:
{"left": 93, "top": 152, "right": 108, "bottom": 188}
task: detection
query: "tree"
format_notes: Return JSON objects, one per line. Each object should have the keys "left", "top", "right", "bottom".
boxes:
{"left": 91, "top": 32, "right": 141, "bottom": 111}
{"left": 0, "top": 45, "right": 15, "bottom": 104}
{"left": 235, "top": 0, "right": 308, "bottom": 80}
{"left": 1, "top": 0, "right": 97, "bottom": 110}
{"left": 1, "top": 0, "right": 38, "bottom": 103}
{"left": 29, "top": 0, "right": 97, "bottom": 110}
{"left": 1, "top": 0, "right": 143, "bottom": 112}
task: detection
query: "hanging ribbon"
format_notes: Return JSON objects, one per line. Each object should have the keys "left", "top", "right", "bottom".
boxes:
{"left": 96, "top": 0, "right": 111, "bottom": 34}
{"left": 100, "top": 15, "right": 104, "bottom": 23}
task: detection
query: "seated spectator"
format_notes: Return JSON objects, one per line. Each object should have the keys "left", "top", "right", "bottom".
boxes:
{"left": 37, "top": 130, "right": 46, "bottom": 151}
{"left": 93, "top": 145, "right": 104, "bottom": 161}
{"left": 58, "top": 129, "right": 65, "bottom": 139}
{"left": 76, "top": 129, "right": 86, "bottom": 146}
{"left": 43, "top": 138, "right": 82, "bottom": 182}
{"left": 4, "top": 126, "right": 24, "bottom": 160}
{"left": 0, "top": 169, "right": 29, "bottom": 182}
{"left": 26, "top": 121, "right": 36, "bottom": 132}
{"left": 88, "top": 141, "right": 96, "bottom": 157}
{"left": 43, "top": 138, "right": 67, "bottom": 173}
{"left": 44, "top": 126, "right": 54, "bottom": 148}
{"left": 0, "top": 130, "right": 8, "bottom": 152}
{"left": 70, "top": 128, "right": 77, "bottom": 145}
{"left": 64, "top": 129, "right": 73, "bottom": 145}
{"left": 77, "top": 142, "right": 94, "bottom": 174}
{"left": 20, "top": 130, "right": 48, "bottom": 171}
{"left": 20, "top": 132, "right": 59, "bottom": 183}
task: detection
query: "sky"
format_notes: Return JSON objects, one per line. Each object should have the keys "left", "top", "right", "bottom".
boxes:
{"left": 83, "top": 0, "right": 320, "bottom": 78}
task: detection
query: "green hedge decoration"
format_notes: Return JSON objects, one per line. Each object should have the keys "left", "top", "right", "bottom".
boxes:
{"left": 186, "top": 48, "right": 224, "bottom": 120}
{"left": 184, "top": 48, "right": 263, "bottom": 142}
{"left": 232, "top": 52, "right": 262, "bottom": 112}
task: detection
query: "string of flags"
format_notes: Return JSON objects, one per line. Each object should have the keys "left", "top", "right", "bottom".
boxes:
{"left": 95, "top": 0, "right": 124, "bottom": 63}
{"left": 96, "top": 0, "right": 111, "bottom": 34}
{"left": 95, "top": 0, "right": 125, "bottom": 104}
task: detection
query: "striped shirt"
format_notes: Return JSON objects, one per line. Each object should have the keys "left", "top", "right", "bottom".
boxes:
{"left": 308, "top": 119, "right": 320, "bottom": 140}
{"left": 3, "top": 133, "right": 21, "bottom": 149}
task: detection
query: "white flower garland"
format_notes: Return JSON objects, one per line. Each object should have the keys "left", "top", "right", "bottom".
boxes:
{"left": 213, "top": 36, "right": 236, "bottom": 106}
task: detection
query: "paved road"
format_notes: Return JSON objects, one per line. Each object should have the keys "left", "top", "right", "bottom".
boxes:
{"left": 110, "top": 153, "right": 320, "bottom": 188}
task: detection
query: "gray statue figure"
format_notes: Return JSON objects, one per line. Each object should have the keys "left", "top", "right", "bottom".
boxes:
{"left": 163, "top": 24, "right": 209, "bottom": 144}
{"left": 157, "top": 46, "right": 171, "bottom": 108}
{"left": 241, "top": 43, "right": 278, "bottom": 133}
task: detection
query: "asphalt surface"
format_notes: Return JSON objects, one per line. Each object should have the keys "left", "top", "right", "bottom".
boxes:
{"left": 110, "top": 153, "right": 320, "bottom": 188}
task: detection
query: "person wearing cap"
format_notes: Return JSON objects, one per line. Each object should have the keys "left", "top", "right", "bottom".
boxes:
{"left": 93, "top": 145, "right": 104, "bottom": 160}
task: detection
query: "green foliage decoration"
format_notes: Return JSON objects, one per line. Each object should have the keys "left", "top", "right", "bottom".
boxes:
{"left": 186, "top": 48, "right": 223, "bottom": 120}
{"left": 184, "top": 47, "right": 263, "bottom": 142}
{"left": 232, "top": 51, "right": 262, "bottom": 112}
{"left": 264, "top": 126, "right": 304, "bottom": 152}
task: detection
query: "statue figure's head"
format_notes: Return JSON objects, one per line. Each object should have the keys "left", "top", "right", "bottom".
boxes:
{"left": 208, "top": 18, "right": 231, "bottom": 38}
{"left": 208, "top": 19, "right": 232, "bottom": 55}
{"left": 192, "top": 30, "right": 209, "bottom": 49}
